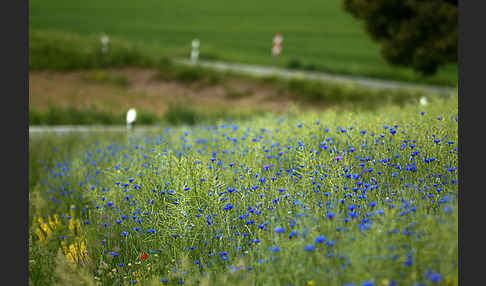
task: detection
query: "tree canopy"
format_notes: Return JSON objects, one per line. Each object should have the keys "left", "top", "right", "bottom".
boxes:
{"left": 342, "top": 0, "right": 458, "bottom": 75}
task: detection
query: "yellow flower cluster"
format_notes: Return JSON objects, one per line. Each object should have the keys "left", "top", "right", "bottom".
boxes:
{"left": 34, "top": 205, "right": 84, "bottom": 244}
{"left": 33, "top": 206, "right": 89, "bottom": 267}
{"left": 34, "top": 214, "right": 61, "bottom": 244}
{"left": 61, "top": 236, "right": 89, "bottom": 266}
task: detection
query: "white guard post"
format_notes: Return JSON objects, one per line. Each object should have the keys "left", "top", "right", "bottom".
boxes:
{"left": 126, "top": 108, "right": 137, "bottom": 130}
{"left": 191, "top": 39, "right": 200, "bottom": 64}
{"left": 419, "top": 96, "right": 428, "bottom": 106}
{"left": 101, "top": 34, "right": 110, "bottom": 54}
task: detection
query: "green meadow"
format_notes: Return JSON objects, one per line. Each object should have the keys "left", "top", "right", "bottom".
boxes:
{"left": 29, "top": 95, "right": 458, "bottom": 285}
{"left": 29, "top": 0, "right": 457, "bottom": 86}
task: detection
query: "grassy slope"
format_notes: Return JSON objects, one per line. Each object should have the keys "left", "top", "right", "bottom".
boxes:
{"left": 29, "top": 0, "right": 457, "bottom": 86}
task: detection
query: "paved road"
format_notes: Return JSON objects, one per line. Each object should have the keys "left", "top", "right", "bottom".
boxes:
{"left": 29, "top": 125, "right": 163, "bottom": 135}
{"left": 176, "top": 59, "right": 457, "bottom": 95}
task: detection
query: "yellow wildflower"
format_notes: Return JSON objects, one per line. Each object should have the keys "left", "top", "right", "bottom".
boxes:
{"left": 40, "top": 223, "right": 52, "bottom": 237}
{"left": 69, "top": 217, "right": 75, "bottom": 233}
{"left": 54, "top": 214, "right": 60, "bottom": 225}
{"left": 48, "top": 215, "right": 57, "bottom": 229}
{"left": 35, "top": 228, "right": 45, "bottom": 243}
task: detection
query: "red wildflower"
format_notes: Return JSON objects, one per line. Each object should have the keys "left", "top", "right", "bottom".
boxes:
{"left": 140, "top": 253, "right": 148, "bottom": 260}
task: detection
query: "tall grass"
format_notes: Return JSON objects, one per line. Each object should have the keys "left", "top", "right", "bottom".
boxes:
{"left": 30, "top": 104, "right": 265, "bottom": 127}
{"left": 29, "top": 95, "right": 458, "bottom": 285}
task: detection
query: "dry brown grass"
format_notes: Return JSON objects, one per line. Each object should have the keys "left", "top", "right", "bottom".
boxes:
{"left": 29, "top": 68, "right": 316, "bottom": 116}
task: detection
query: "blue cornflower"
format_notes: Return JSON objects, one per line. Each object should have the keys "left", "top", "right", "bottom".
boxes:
{"left": 303, "top": 245, "right": 315, "bottom": 252}
{"left": 361, "top": 281, "right": 374, "bottom": 286}
{"left": 289, "top": 230, "right": 298, "bottom": 239}
{"left": 269, "top": 246, "right": 280, "bottom": 252}
{"left": 108, "top": 251, "right": 118, "bottom": 257}
{"left": 223, "top": 203, "right": 234, "bottom": 210}
{"left": 315, "top": 235, "right": 327, "bottom": 244}
{"left": 429, "top": 273, "right": 441, "bottom": 283}
{"left": 274, "top": 227, "right": 285, "bottom": 233}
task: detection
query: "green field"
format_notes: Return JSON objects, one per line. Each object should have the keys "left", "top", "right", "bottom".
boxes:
{"left": 29, "top": 0, "right": 457, "bottom": 86}
{"left": 29, "top": 95, "right": 458, "bottom": 285}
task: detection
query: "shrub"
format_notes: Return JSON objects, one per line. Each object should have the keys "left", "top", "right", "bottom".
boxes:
{"left": 287, "top": 58, "right": 303, "bottom": 70}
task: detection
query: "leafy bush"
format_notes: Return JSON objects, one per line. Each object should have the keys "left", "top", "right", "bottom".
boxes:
{"left": 287, "top": 58, "right": 303, "bottom": 70}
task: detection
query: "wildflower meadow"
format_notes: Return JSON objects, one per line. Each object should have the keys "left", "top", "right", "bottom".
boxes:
{"left": 29, "top": 94, "right": 458, "bottom": 286}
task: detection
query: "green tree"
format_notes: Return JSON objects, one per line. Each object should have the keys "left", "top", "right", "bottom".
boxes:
{"left": 342, "top": 0, "right": 457, "bottom": 75}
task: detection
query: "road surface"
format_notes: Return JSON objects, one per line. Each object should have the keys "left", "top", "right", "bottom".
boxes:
{"left": 176, "top": 59, "right": 457, "bottom": 95}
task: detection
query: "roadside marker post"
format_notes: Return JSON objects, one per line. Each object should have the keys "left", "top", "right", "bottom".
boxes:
{"left": 100, "top": 34, "right": 110, "bottom": 54}
{"left": 126, "top": 108, "right": 137, "bottom": 130}
{"left": 191, "top": 39, "right": 200, "bottom": 64}
{"left": 272, "top": 33, "right": 283, "bottom": 74}
{"left": 272, "top": 33, "right": 283, "bottom": 57}
{"left": 420, "top": 96, "right": 428, "bottom": 106}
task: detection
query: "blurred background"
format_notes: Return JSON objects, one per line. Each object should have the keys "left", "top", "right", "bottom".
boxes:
{"left": 29, "top": 0, "right": 458, "bottom": 127}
